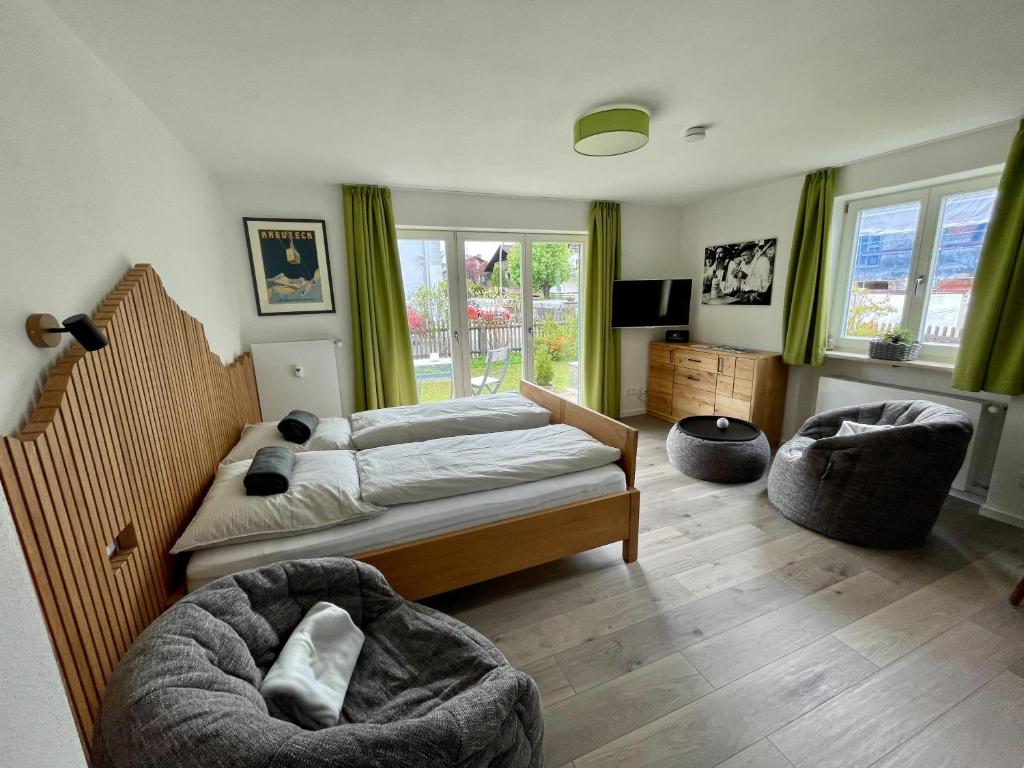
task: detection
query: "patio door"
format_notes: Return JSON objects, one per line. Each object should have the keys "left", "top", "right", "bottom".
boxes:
{"left": 455, "top": 233, "right": 529, "bottom": 399}
{"left": 526, "top": 238, "right": 583, "bottom": 402}
{"left": 396, "top": 231, "right": 465, "bottom": 402}
{"left": 398, "top": 229, "right": 585, "bottom": 403}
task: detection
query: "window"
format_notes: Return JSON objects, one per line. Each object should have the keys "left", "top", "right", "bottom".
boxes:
{"left": 832, "top": 174, "right": 999, "bottom": 359}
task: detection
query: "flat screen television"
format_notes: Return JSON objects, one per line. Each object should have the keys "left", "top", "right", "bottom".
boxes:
{"left": 611, "top": 278, "right": 692, "bottom": 328}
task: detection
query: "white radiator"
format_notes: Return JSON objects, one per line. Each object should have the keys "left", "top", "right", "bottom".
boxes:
{"left": 251, "top": 339, "right": 344, "bottom": 421}
{"left": 815, "top": 377, "right": 1003, "bottom": 496}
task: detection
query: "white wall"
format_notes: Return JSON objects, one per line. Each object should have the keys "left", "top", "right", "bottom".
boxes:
{"left": 678, "top": 175, "right": 805, "bottom": 352}
{"left": 673, "top": 120, "right": 1023, "bottom": 526}
{"left": 618, "top": 204, "right": 686, "bottom": 415}
{"left": 218, "top": 183, "right": 681, "bottom": 415}
{"left": 0, "top": 2, "right": 245, "bottom": 764}
{"left": 391, "top": 188, "right": 590, "bottom": 233}
{"left": 217, "top": 180, "right": 355, "bottom": 412}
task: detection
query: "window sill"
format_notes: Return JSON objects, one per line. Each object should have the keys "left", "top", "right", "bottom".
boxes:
{"left": 824, "top": 350, "right": 955, "bottom": 372}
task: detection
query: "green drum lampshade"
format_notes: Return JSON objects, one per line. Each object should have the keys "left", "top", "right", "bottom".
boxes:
{"left": 573, "top": 108, "right": 650, "bottom": 156}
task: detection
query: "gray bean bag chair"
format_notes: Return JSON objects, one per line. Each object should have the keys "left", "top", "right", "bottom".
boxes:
{"left": 92, "top": 558, "right": 543, "bottom": 768}
{"left": 767, "top": 400, "right": 972, "bottom": 548}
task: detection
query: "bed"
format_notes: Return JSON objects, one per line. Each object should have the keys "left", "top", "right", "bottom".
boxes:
{"left": 185, "top": 383, "right": 639, "bottom": 599}
{"left": 0, "top": 264, "right": 640, "bottom": 752}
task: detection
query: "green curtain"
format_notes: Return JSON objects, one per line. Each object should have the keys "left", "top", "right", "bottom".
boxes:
{"left": 782, "top": 168, "right": 836, "bottom": 366}
{"left": 582, "top": 201, "right": 622, "bottom": 417}
{"left": 342, "top": 184, "right": 417, "bottom": 410}
{"left": 953, "top": 120, "right": 1024, "bottom": 395}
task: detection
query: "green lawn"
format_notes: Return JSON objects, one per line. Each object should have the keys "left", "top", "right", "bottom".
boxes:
{"left": 417, "top": 351, "right": 575, "bottom": 403}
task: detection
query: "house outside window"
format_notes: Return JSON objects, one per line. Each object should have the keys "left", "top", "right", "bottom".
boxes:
{"left": 830, "top": 173, "right": 1000, "bottom": 361}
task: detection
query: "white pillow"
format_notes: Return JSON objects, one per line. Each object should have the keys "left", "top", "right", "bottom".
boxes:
{"left": 260, "top": 602, "right": 364, "bottom": 729}
{"left": 221, "top": 418, "right": 353, "bottom": 464}
{"left": 835, "top": 420, "right": 895, "bottom": 437}
{"left": 171, "top": 451, "right": 382, "bottom": 554}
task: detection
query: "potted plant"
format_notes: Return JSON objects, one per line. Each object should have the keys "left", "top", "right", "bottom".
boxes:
{"left": 868, "top": 327, "right": 922, "bottom": 362}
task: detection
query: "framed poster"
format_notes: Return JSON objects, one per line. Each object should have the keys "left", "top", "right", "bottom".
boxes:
{"left": 701, "top": 238, "right": 776, "bottom": 306}
{"left": 243, "top": 217, "right": 335, "bottom": 316}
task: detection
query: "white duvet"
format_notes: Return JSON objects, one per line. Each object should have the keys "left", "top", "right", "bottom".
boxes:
{"left": 356, "top": 423, "right": 621, "bottom": 506}
{"left": 349, "top": 392, "right": 550, "bottom": 449}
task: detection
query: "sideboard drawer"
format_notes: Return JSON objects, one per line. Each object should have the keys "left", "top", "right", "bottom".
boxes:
{"left": 735, "top": 358, "right": 755, "bottom": 381}
{"left": 672, "top": 348, "right": 719, "bottom": 374}
{"left": 649, "top": 373, "right": 673, "bottom": 396}
{"left": 732, "top": 376, "right": 753, "bottom": 401}
{"left": 673, "top": 368, "right": 717, "bottom": 394}
{"left": 650, "top": 344, "right": 672, "bottom": 366}
{"left": 648, "top": 391, "right": 672, "bottom": 417}
{"left": 716, "top": 375, "right": 735, "bottom": 398}
{"left": 673, "top": 387, "right": 716, "bottom": 419}
{"left": 715, "top": 394, "right": 752, "bottom": 420}
{"left": 718, "top": 356, "right": 736, "bottom": 377}
{"left": 650, "top": 361, "right": 674, "bottom": 383}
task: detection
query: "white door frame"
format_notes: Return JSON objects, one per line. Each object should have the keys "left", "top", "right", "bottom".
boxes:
{"left": 523, "top": 234, "right": 587, "bottom": 390}
{"left": 394, "top": 229, "right": 467, "bottom": 397}
{"left": 455, "top": 232, "right": 530, "bottom": 391}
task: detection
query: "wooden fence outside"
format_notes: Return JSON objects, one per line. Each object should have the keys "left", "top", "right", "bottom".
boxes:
{"left": 411, "top": 322, "right": 524, "bottom": 357}
{"left": 409, "top": 302, "right": 578, "bottom": 358}
{"left": 876, "top": 320, "right": 963, "bottom": 345}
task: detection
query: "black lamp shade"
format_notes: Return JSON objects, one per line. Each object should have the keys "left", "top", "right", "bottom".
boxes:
{"left": 62, "top": 314, "right": 109, "bottom": 352}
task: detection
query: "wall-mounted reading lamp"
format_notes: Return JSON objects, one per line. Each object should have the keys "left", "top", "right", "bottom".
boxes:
{"left": 26, "top": 313, "right": 109, "bottom": 352}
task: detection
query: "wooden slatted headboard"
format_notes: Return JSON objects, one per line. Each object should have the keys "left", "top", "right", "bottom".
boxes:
{"left": 0, "top": 264, "right": 260, "bottom": 752}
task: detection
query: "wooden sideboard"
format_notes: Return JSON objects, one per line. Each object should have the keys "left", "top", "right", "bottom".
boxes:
{"left": 647, "top": 342, "right": 788, "bottom": 446}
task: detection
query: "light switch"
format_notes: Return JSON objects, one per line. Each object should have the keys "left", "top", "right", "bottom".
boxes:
{"left": 293, "top": 364, "right": 305, "bottom": 378}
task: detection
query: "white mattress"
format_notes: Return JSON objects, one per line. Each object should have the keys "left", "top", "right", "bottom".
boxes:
{"left": 186, "top": 464, "right": 627, "bottom": 591}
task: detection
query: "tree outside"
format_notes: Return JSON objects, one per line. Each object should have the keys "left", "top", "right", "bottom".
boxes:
{"left": 506, "top": 242, "right": 571, "bottom": 298}
{"left": 845, "top": 285, "right": 899, "bottom": 337}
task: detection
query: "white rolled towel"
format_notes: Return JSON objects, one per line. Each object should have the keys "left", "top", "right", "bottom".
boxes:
{"left": 835, "top": 420, "right": 895, "bottom": 437}
{"left": 259, "top": 601, "right": 364, "bottom": 729}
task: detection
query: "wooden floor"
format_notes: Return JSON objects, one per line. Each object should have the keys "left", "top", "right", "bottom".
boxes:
{"left": 427, "top": 415, "right": 1024, "bottom": 768}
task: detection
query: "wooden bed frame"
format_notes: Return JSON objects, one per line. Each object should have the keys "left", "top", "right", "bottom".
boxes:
{"left": 355, "top": 380, "right": 640, "bottom": 601}
{"left": 0, "top": 264, "right": 639, "bottom": 754}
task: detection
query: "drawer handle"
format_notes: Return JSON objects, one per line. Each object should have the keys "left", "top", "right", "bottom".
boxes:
{"left": 687, "top": 358, "right": 702, "bottom": 363}
{"left": 687, "top": 375, "right": 699, "bottom": 381}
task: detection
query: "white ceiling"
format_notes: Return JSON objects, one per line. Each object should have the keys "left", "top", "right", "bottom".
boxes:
{"left": 49, "top": 0, "right": 1024, "bottom": 204}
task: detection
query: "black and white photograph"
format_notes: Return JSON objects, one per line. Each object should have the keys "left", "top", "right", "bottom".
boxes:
{"left": 701, "top": 238, "right": 776, "bottom": 305}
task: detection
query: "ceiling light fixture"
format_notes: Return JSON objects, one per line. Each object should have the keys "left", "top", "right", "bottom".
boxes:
{"left": 573, "top": 107, "right": 650, "bottom": 156}
{"left": 684, "top": 126, "right": 707, "bottom": 142}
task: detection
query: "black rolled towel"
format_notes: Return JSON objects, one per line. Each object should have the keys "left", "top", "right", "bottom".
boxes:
{"left": 277, "top": 410, "right": 320, "bottom": 444}
{"left": 244, "top": 446, "right": 297, "bottom": 496}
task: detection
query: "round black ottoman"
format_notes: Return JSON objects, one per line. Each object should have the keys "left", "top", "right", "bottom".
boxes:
{"left": 666, "top": 416, "right": 770, "bottom": 483}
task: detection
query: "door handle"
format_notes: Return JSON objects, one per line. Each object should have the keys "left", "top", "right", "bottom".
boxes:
{"left": 452, "top": 330, "right": 460, "bottom": 344}
{"left": 914, "top": 275, "right": 925, "bottom": 297}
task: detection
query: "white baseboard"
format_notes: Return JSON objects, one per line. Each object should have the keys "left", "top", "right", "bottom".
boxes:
{"left": 980, "top": 504, "right": 1024, "bottom": 530}
{"left": 619, "top": 407, "right": 648, "bottom": 418}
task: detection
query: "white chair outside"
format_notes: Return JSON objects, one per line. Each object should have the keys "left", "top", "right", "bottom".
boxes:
{"left": 471, "top": 347, "right": 510, "bottom": 395}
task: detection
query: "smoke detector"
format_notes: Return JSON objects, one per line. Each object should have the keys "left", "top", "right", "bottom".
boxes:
{"left": 684, "top": 126, "right": 707, "bottom": 142}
